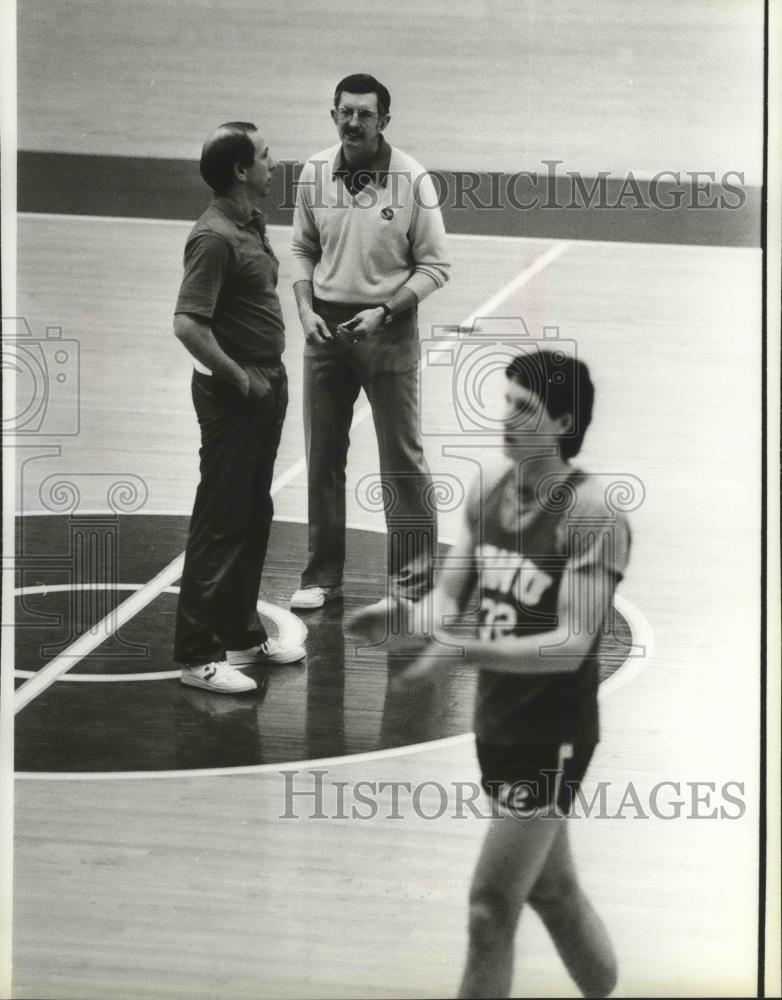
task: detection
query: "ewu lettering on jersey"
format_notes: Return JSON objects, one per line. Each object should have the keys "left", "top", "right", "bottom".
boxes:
{"left": 467, "top": 464, "right": 631, "bottom": 747}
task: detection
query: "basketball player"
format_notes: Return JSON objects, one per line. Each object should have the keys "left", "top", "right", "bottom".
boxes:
{"left": 348, "top": 347, "right": 629, "bottom": 998}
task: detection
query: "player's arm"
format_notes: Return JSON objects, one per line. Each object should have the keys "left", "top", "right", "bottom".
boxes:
{"left": 346, "top": 488, "right": 478, "bottom": 648}
{"left": 357, "top": 516, "right": 477, "bottom": 644}
{"left": 429, "top": 517, "right": 479, "bottom": 629}
{"left": 451, "top": 561, "right": 618, "bottom": 675}
{"left": 403, "top": 561, "right": 618, "bottom": 682}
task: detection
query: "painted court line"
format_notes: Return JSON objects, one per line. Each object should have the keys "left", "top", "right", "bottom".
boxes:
{"left": 15, "top": 590, "right": 652, "bottom": 780}
{"left": 13, "top": 586, "right": 307, "bottom": 682}
{"left": 343, "top": 242, "right": 571, "bottom": 439}
{"left": 14, "top": 555, "right": 182, "bottom": 712}
{"left": 13, "top": 464, "right": 298, "bottom": 712}
{"left": 13, "top": 243, "right": 570, "bottom": 714}
{"left": 20, "top": 214, "right": 756, "bottom": 254}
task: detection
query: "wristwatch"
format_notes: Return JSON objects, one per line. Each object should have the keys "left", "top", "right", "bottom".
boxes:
{"left": 379, "top": 303, "right": 394, "bottom": 325}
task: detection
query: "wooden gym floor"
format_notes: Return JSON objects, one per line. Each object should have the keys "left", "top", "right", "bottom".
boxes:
{"left": 5, "top": 1, "right": 772, "bottom": 997}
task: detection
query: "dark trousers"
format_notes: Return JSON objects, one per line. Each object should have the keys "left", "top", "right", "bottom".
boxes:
{"left": 174, "top": 363, "right": 287, "bottom": 666}
{"left": 302, "top": 335, "right": 436, "bottom": 600}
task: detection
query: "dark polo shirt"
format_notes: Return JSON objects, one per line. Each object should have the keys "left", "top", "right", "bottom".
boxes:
{"left": 175, "top": 196, "right": 285, "bottom": 362}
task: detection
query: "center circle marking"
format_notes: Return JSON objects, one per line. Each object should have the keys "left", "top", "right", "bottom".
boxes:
{"left": 14, "top": 583, "right": 307, "bottom": 682}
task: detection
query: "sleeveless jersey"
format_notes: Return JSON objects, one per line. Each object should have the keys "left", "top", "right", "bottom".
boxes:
{"left": 467, "top": 464, "right": 631, "bottom": 746}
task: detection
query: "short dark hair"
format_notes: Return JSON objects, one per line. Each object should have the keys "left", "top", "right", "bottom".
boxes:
{"left": 199, "top": 122, "right": 257, "bottom": 194}
{"left": 333, "top": 74, "right": 390, "bottom": 117}
{"left": 505, "top": 348, "right": 594, "bottom": 459}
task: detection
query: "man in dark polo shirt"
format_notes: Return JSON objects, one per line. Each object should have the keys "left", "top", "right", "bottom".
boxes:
{"left": 173, "top": 121, "right": 304, "bottom": 695}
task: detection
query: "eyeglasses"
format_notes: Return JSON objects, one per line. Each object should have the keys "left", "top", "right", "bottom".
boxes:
{"left": 335, "top": 107, "right": 380, "bottom": 123}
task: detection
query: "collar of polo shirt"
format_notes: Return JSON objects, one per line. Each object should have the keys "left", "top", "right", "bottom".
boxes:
{"left": 212, "top": 195, "right": 267, "bottom": 229}
{"left": 332, "top": 134, "right": 392, "bottom": 189}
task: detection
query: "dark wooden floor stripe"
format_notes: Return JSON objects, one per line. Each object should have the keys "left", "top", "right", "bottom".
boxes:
{"left": 18, "top": 151, "right": 761, "bottom": 247}
{"left": 14, "top": 515, "right": 633, "bottom": 773}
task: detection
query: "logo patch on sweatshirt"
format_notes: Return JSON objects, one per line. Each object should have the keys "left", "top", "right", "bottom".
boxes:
{"left": 380, "top": 207, "right": 395, "bottom": 221}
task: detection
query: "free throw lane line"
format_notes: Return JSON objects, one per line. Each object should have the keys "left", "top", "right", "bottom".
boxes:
{"left": 13, "top": 242, "right": 570, "bottom": 714}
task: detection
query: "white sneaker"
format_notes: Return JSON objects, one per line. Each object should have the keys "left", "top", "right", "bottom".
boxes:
{"left": 227, "top": 637, "right": 305, "bottom": 666}
{"left": 180, "top": 661, "right": 257, "bottom": 694}
{"left": 290, "top": 585, "right": 342, "bottom": 610}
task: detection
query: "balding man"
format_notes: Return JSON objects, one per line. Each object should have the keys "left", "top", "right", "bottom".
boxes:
{"left": 173, "top": 122, "right": 304, "bottom": 695}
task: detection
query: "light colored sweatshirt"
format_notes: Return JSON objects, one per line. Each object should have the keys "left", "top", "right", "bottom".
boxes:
{"left": 291, "top": 141, "right": 451, "bottom": 305}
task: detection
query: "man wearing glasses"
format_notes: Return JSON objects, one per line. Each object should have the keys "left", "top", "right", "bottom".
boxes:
{"left": 290, "top": 73, "right": 451, "bottom": 610}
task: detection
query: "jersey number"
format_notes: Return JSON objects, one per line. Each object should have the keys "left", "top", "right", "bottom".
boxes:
{"left": 479, "top": 597, "right": 518, "bottom": 640}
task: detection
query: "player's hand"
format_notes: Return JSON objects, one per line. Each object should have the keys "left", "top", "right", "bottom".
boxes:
{"left": 337, "top": 307, "right": 385, "bottom": 342}
{"left": 393, "top": 642, "right": 448, "bottom": 687}
{"left": 300, "top": 308, "right": 333, "bottom": 345}
{"left": 345, "top": 596, "right": 426, "bottom": 650}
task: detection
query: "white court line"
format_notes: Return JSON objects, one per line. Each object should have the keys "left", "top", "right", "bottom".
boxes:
{"left": 20, "top": 212, "right": 760, "bottom": 253}
{"left": 12, "top": 585, "right": 307, "bottom": 682}
{"left": 271, "top": 243, "right": 571, "bottom": 494}
{"left": 13, "top": 556, "right": 183, "bottom": 712}
{"left": 598, "top": 593, "right": 655, "bottom": 699}
{"left": 13, "top": 517, "right": 653, "bottom": 780}
{"left": 13, "top": 465, "right": 302, "bottom": 711}
{"left": 18, "top": 734, "right": 476, "bottom": 781}
{"left": 12, "top": 243, "right": 569, "bottom": 714}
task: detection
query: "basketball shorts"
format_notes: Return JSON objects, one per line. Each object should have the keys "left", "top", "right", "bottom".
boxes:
{"left": 476, "top": 740, "right": 596, "bottom": 816}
